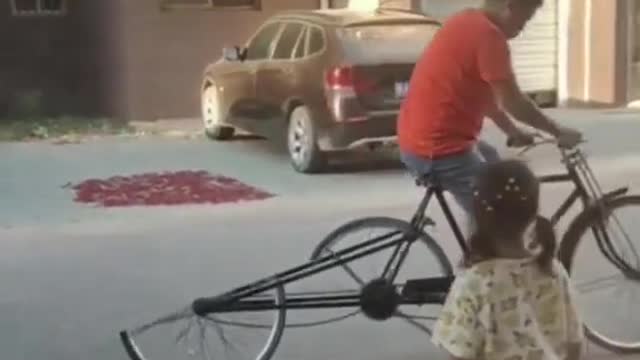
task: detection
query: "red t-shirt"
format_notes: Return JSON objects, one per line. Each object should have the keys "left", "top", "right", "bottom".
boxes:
{"left": 397, "top": 9, "right": 515, "bottom": 158}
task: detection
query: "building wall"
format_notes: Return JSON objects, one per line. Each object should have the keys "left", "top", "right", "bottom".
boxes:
{"left": 629, "top": 1, "right": 640, "bottom": 102}
{"left": 0, "top": 1, "right": 111, "bottom": 118}
{"left": 115, "top": 0, "right": 320, "bottom": 121}
{"left": 565, "top": 0, "right": 630, "bottom": 107}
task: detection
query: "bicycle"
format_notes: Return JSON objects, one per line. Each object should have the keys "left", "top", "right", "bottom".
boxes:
{"left": 119, "top": 136, "right": 640, "bottom": 360}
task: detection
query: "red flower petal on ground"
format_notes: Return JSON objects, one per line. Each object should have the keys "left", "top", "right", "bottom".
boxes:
{"left": 68, "top": 170, "right": 274, "bottom": 207}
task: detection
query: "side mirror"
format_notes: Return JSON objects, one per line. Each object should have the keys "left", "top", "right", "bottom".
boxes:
{"left": 222, "top": 46, "right": 247, "bottom": 62}
{"left": 222, "top": 46, "right": 239, "bottom": 61}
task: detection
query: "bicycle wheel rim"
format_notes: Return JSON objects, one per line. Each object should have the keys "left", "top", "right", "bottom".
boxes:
{"left": 119, "top": 284, "right": 287, "bottom": 360}
{"left": 560, "top": 195, "right": 640, "bottom": 353}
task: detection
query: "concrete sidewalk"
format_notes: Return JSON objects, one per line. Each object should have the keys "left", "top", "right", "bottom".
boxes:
{"left": 127, "top": 107, "right": 640, "bottom": 137}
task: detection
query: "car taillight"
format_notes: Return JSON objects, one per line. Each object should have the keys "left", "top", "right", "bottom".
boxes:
{"left": 325, "top": 66, "right": 377, "bottom": 94}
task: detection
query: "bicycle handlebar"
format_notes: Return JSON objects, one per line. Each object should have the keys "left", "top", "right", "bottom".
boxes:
{"left": 506, "top": 133, "right": 586, "bottom": 157}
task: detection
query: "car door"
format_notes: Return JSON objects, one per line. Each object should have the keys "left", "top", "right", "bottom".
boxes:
{"left": 231, "top": 21, "right": 284, "bottom": 133}
{"left": 253, "top": 21, "right": 306, "bottom": 136}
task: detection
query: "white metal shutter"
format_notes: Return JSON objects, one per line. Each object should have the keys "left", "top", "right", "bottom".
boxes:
{"left": 510, "top": 0, "right": 557, "bottom": 92}
{"left": 419, "top": 0, "right": 558, "bottom": 93}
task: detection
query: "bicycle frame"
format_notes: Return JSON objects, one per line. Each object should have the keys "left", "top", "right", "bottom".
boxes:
{"left": 191, "top": 223, "right": 451, "bottom": 316}
{"left": 189, "top": 146, "right": 631, "bottom": 317}
{"left": 125, "top": 141, "right": 635, "bottom": 330}
{"left": 406, "top": 146, "right": 633, "bottom": 280}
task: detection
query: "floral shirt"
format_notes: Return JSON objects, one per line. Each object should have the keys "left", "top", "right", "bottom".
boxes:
{"left": 432, "top": 258, "right": 583, "bottom": 360}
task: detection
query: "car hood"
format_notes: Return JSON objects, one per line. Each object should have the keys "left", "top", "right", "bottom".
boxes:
{"left": 204, "top": 57, "right": 245, "bottom": 76}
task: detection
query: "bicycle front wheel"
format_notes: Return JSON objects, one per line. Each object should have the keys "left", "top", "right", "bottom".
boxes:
{"left": 559, "top": 195, "right": 640, "bottom": 353}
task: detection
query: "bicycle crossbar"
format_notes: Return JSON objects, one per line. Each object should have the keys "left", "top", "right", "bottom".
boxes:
{"left": 204, "top": 284, "right": 449, "bottom": 313}
{"left": 193, "top": 229, "right": 415, "bottom": 316}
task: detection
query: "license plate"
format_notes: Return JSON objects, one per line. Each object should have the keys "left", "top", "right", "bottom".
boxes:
{"left": 394, "top": 81, "right": 409, "bottom": 99}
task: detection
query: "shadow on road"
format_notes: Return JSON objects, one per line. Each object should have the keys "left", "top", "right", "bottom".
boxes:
{"left": 323, "top": 150, "right": 404, "bottom": 174}
{"left": 226, "top": 134, "right": 266, "bottom": 142}
{"left": 222, "top": 134, "right": 406, "bottom": 174}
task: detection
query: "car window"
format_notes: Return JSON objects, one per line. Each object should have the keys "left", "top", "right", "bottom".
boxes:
{"left": 292, "top": 27, "right": 308, "bottom": 59}
{"left": 337, "top": 23, "right": 440, "bottom": 64}
{"left": 273, "top": 22, "right": 305, "bottom": 60}
{"left": 308, "top": 27, "right": 325, "bottom": 55}
{"left": 245, "top": 22, "right": 283, "bottom": 61}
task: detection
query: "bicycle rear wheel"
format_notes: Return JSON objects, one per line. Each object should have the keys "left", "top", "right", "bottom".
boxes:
{"left": 310, "top": 217, "right": 453, "bottom": 332}
{"left": 120, "top": 285, "right": 287, "bottom": 360}
{"left": 559, "top": 195, "right": 640, "bottom": 353}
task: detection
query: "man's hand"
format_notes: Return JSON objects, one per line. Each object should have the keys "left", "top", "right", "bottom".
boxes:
{"left": 555, "top": 125, "right": 583, "bottom": 149}
{"left": 507, "top": 129, "right": 536, "bottom": 148}
{"left": 486, "top": 109, "right": 536, "bottom": 148}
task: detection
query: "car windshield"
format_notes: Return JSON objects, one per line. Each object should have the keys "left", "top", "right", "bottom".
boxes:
{"left": 337, "top": 23, "right": 440, "bottom": 65}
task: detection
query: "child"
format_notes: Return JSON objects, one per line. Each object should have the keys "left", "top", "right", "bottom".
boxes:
{"left": 431, "top": 159, "right": 584, "bottom": 360}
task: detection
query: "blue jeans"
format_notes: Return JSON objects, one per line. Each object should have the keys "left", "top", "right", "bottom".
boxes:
{"left": 400, "top": 140, "right": 501, "bottom": 234}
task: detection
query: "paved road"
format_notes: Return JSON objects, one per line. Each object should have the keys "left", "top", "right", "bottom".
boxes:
{"left": 1, "top": 109, "right": 640, "bottom": 360}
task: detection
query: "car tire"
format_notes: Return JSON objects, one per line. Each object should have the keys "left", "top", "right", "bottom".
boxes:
{"left": 202, "top": 83, "right": 235, "bottom": 141}
{"left": 287, "top": 106, "right": 326, "bottom": 174}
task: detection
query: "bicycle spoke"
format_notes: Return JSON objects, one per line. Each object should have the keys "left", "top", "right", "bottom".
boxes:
{"left": 394, "top": 310, "right": 433, "bottom": 336}
{"left": 132, "top": 306, "right": 193, "bottom": 336}
{"left": 205, "top": 317, "right": 243, "bottom": 359}
{"left": 608, "top": 215, "right": 640, "bottom": 268}
{"left": 198, "top": 318, "right": 213, "bottom": 360}
{"left": 575, "top": 274, "right": 623, "bottom": 294}
{"left": 382, "top": 241, "right": 411, "bottom": 282}
{"left": 122, "top": 285, "right": 286, "bottom": 360}
{"left": 325, "top": 247, "right": 365, "bottom": 285}
{"left": 175, "top": 318, "right": 194, "bottom": 344}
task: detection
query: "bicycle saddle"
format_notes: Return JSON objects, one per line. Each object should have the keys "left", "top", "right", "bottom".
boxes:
{"left": 414, "top": 173, "right": 439, "bottom": 188}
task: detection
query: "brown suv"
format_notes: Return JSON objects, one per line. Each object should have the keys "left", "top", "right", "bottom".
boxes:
{"left": 201, "top": 8, "right": 441, "bottom": 173}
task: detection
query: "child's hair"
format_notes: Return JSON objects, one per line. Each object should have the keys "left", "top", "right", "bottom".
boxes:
{"left": 463, "top": 159, "right": 557, "bottom": 274}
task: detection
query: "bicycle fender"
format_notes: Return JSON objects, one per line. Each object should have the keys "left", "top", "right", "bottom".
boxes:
{"left": 558, "top": 188, "right": 630, "bottom": 270}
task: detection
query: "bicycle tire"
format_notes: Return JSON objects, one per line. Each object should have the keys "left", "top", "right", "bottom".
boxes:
{"left": 558, "top": 195, "right": 640, "bottom": 353}
{"left": 311, "top": 216, "right": 454, "bottom": 291}
{"left": 120, "top": 284, "right": 287, "bottom": 360}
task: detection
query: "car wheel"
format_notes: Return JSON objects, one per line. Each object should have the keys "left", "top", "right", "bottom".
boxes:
{"left": 202, "top": 83, "right": 234, "bottom": 140}
{"left": 287, "top": 106, "right": 326, "bottom": 174}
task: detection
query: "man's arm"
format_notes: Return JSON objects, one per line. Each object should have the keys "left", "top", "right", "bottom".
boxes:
{"left": 489, "top": 78, "right": 561, "bottom": 137}
{"left": 474, "top": 27, "right": 570, "bottom": 139}
{"left": 487, "top": 106, "right": 520, "bottom": 137}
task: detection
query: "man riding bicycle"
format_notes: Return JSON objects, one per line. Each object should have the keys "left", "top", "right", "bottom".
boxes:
{"left": 397, "top": 0, "right": 583, "bottom": 230}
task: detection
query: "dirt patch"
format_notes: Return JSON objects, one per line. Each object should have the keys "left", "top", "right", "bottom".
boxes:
{"left": 0, "top": 117, "right": 134, "bottom": 143}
